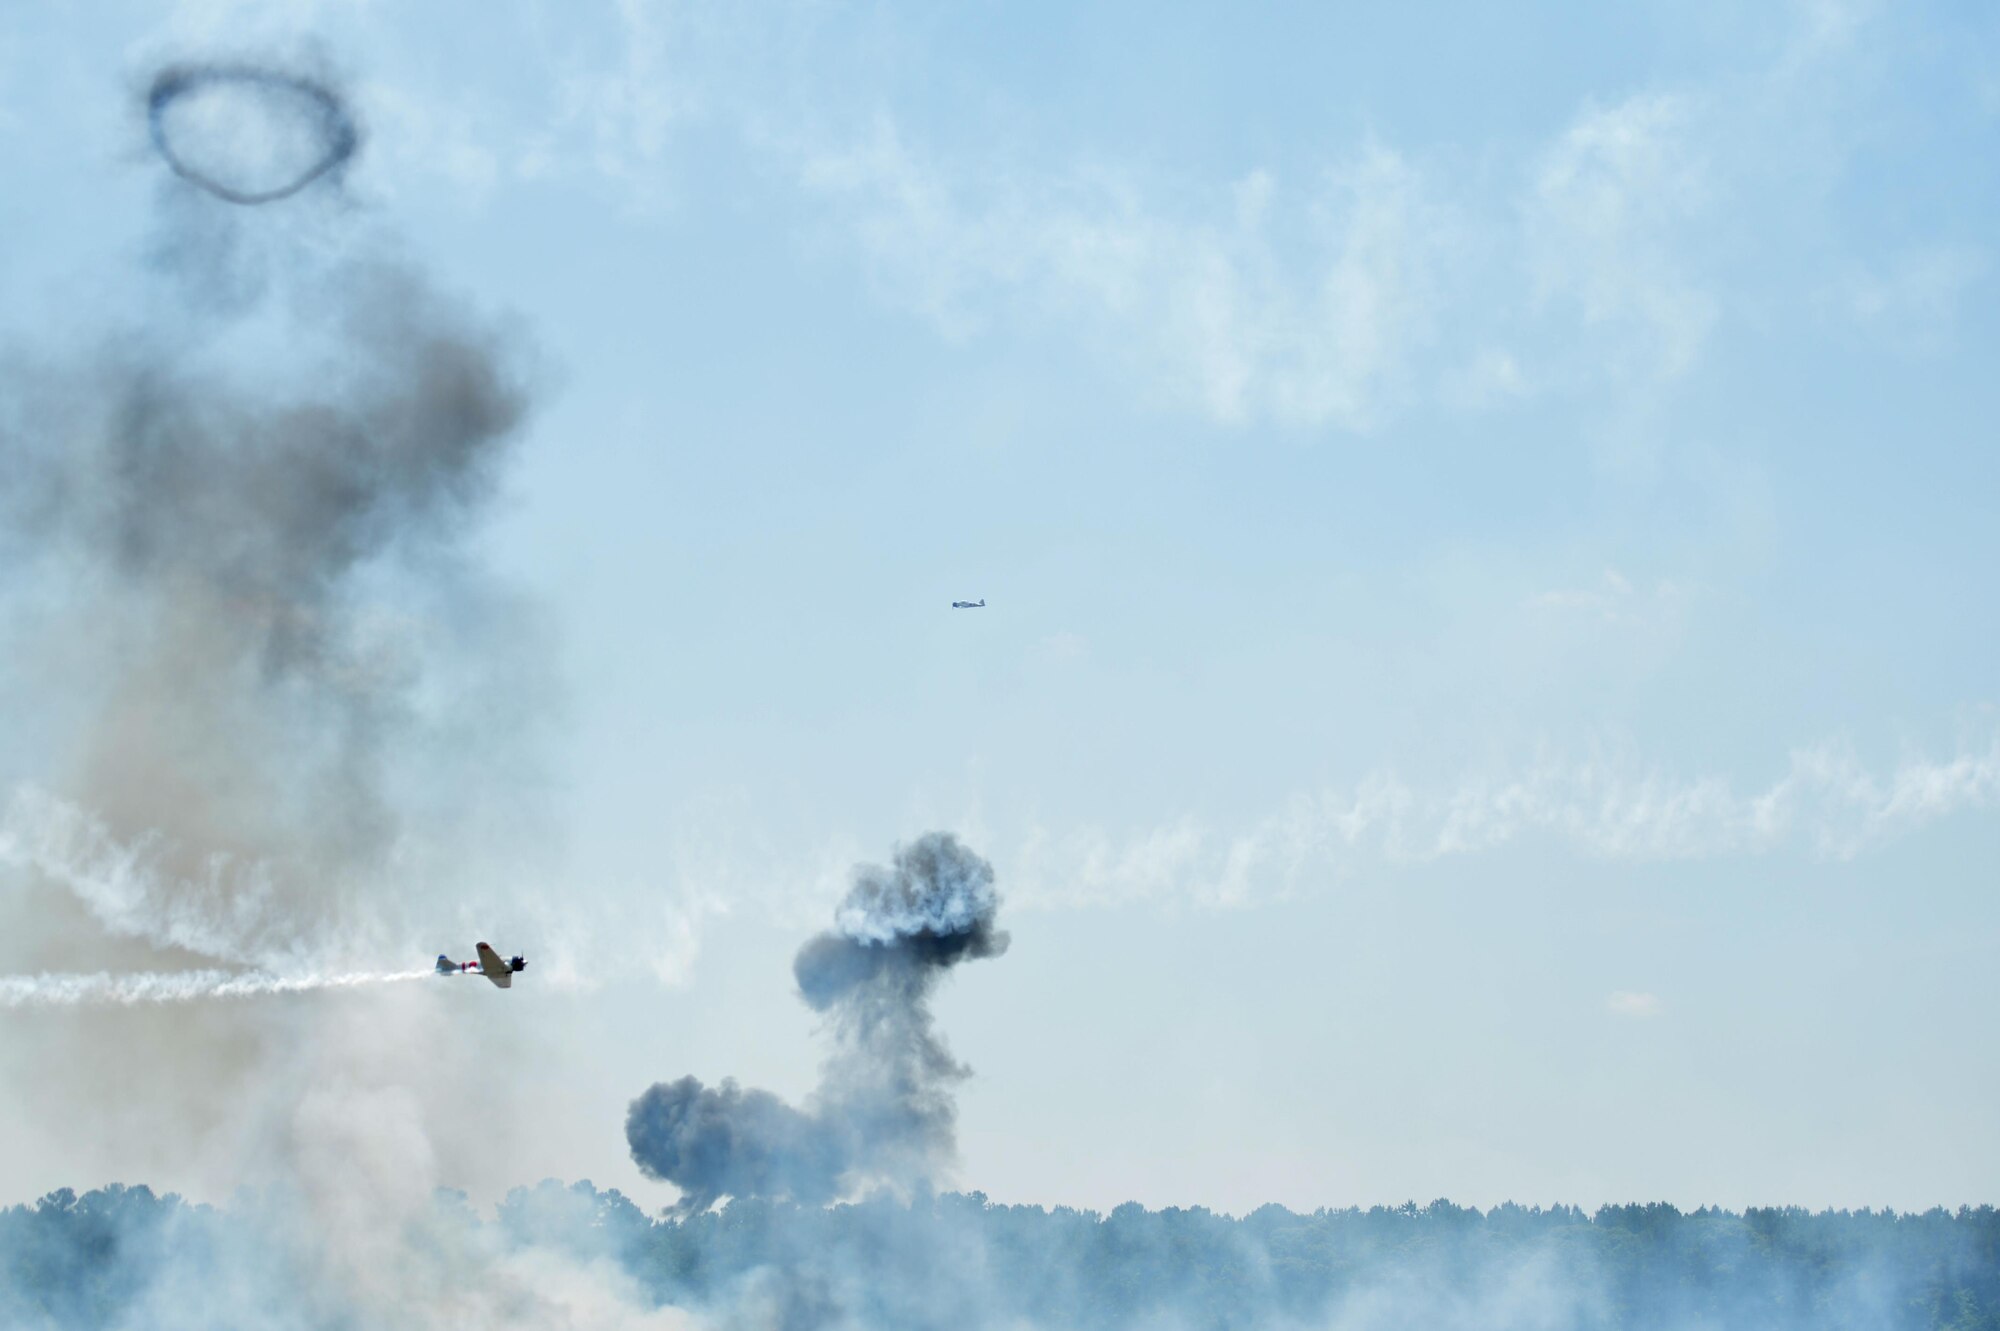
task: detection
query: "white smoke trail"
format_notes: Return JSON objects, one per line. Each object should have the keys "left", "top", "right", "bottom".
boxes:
{"left": 0, "top": 966, "right": 435, "bottom": 1009}
{"left": 1, "top": 782, "right": 713, "bottom": 996}
{"left": 0, "top": 783, "right": 285, "bottom": 966}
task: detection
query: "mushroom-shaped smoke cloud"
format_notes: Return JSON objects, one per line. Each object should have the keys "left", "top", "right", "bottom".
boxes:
{"left": 626, "top": 833, "right": 1007, "bottom": 1213}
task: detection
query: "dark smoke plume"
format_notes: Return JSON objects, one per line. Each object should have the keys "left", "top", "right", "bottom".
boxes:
{"left": 147, "top": 64, "right": 359, "bottom": 205}
{"left": 2, "top": 259, "right": 528, "bottom": 904}
{"left": 624, "top": 1077, "right": 847, "bottom": 1209}
{"left": 0, "top": 58, "right": 540, "bottom": 1163}
{"left": 0, "top": 51, "right": 585, "bottom": 1327}
{"left": 627, "top": 832, "right": 1008, "bottom": 1213}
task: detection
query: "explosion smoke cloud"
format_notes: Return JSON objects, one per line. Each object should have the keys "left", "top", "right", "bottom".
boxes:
{"left": 627, "top": 832, "right": 1007, "bottom": 1213}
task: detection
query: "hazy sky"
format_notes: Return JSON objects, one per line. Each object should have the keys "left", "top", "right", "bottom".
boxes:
{"left": 1, "top": 0, "right": 1996, "bottom": 1217}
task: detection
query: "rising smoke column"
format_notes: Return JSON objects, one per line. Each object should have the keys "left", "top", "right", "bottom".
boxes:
{"left": 627, "top": 833, "right": 1008, "bottom": 1213}
{"left": 0, "top": 60, "right": 530, "bottom": 962}
{"left": 0, "top": 53, "right": 700, "bottom": 1331}
{"left": 0, "top": 58, "right": 545, "bottom": 1214}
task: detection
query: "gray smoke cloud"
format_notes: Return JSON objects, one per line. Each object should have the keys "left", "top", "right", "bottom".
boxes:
{"left": 1, "top": 258, "right": 528, "bottom": 940}
{"left": 2, "top": 56, "right": 528, "bottom": 929}
{"left": 0, "top": 58, "right": 546, "bottom": 1212}
{"left": 627, "top": 832, "right": 1008, "bottom": 1213}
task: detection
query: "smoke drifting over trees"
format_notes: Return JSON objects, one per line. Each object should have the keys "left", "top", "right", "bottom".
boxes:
{"left": 7, "top": 1184, "right": 1999, "bottom": 1331}
{"left": 627, "top": 833, "right": 1009, "bottom": 1213}
{"left": 5, "top": 37, "right": 1994, "bottom": 1331}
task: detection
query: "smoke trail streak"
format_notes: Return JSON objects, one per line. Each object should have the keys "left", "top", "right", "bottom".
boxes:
{"left": 0, "top": 967, "right": 435, "bottom": 1009}
{"left": 0, "top": 783, "right": 280, "bottom": 968}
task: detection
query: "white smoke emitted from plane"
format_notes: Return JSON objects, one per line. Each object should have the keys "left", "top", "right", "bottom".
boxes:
{"left": 0, "top": 966, "right": 434, "bottom": 1009}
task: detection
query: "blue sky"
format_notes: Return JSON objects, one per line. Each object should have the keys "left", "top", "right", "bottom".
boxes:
{"left": 1, "top": 0, "right": 1996, "bottom": 1215}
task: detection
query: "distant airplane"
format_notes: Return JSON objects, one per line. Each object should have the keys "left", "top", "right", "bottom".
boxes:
{"left": 951, "top": 599, "right": 986, "bottom": 609}
{"left": 435, "top": 942, "right": 528, "bottom": 989}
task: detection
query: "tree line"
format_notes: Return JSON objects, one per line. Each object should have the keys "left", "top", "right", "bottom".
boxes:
{"left": 5, "top": 1182, "right": 1997, "bottom": 1329}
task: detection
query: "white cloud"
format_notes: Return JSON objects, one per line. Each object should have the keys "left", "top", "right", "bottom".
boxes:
{"left": 777, "top": 81, "right": 1748, "bottom": 426}
{"left": 1526, "top": 568, "right": 1636, "bottom": 618}
{"left": 535, "top": 0, "right": 701, "bottom": 199}
{"left": 1845, "top": 244, "right": 1989, "bottom": 350}
{"left": 793, "top": 122, "right": 1444, "bottom": 428}
{"left": 1783, "top": 0, "right": 1879, "bottom": 65}
{"left": 1525, "top": 569, "right": 1692, "bottom": 626}
{"left": 120, "top": 0, "right": 1913, "bottom": 441}
{"left": 355, "top": 81, "right": 503, "bottom": 203}
{"left": 1000, "top": 727, "right": 2000, "bottom": 910}
{"left": 160, "top": 0, "right": 375, "bottom": 43}
{"left": 1015, "top": 816, "right": 1215, "bottom": 910}
{"left": 1525, "top": 93, "right": 1717, "bottom": 380}
{"left": 212, "top": 0, "right": 1905, "bottom": 438}
{"left": 1029, "top": 631, "right": 1090, "bottom": 665}
{"left": 0, "top": 33, "right": 18, "bottom": 136}
{"left": 1607, "top": 990, "right": 1664, "bottom": 1018}
{"left": 1444, "top": 347, "right": 1533, "bottom": 410}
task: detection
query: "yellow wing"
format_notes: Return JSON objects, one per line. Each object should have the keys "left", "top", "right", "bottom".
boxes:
{"left": 475, "top": 942, "right": 513, "bottom": 989}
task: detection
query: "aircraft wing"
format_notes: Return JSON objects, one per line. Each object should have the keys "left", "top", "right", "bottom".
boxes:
{"left": 475, "top": 941, "right": 513, "bottom": 989}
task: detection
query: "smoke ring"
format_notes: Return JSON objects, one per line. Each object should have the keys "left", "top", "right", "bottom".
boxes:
{"left": 147, "top": 65, "right": 359, "bottom": 205}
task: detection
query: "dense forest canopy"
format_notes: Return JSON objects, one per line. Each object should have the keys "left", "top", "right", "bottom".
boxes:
{"left": 5, "top": 1183, "right": 1997, "bottom": 1330}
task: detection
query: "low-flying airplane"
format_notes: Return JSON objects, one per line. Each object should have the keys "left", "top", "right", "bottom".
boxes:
{"left": 951, "top": 598, "right": 986, "bottom": 608}
{"left": 435, "top": 942, "right": 528, "bottom": 988}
